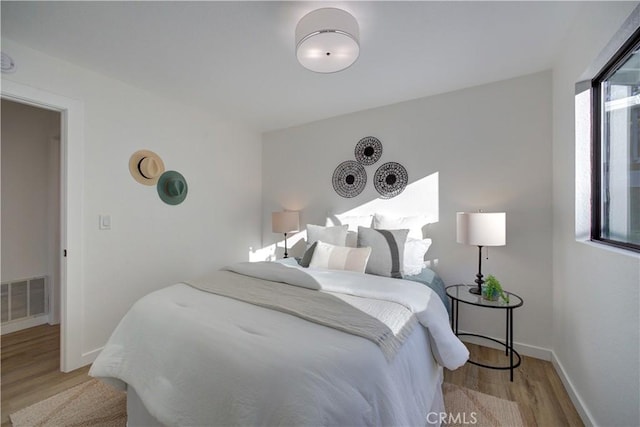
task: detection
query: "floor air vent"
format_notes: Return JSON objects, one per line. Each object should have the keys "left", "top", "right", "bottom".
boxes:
{"left": 1, "top": 276, "right": 49, "bottom": 334}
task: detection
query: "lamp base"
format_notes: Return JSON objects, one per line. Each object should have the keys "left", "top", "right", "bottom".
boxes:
{"left": 469, "top": 245, "right": 484, "bottom": 295}
{"left": 283, "top": 232, "right": 289, "bottom": 258}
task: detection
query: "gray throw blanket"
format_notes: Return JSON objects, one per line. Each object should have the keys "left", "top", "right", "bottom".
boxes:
{"left": 184, "top": 270, "right": 416, "bottom": 360}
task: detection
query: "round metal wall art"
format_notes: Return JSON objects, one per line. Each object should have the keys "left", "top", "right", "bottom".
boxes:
{"left": 332, "top": 160, "right": 367, "bottom": 198}
{"left": 374, "top": 162, "right": 408, "bottom": 199}
{"left": 354, "top": 136, "right": 383, "bottom": 166}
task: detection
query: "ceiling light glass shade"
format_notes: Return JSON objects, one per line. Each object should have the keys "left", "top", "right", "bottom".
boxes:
{"left": 295, "top": 8, "right": 360, "bottom": 73}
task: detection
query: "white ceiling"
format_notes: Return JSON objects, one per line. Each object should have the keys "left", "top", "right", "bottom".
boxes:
{"left": 2, "top": 1, "right": 588, "bottom": 132}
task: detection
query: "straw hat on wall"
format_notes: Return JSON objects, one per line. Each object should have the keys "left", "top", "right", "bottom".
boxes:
{"left": 129, "top": 149, "right": 165, "bottom": 185}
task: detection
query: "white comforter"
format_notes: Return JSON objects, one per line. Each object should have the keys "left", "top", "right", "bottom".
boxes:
{"left": 90, "top": 262, "right": 468, "bottom": 426}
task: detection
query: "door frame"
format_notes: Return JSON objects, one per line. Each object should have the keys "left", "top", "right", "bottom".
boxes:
{"left": 2, "top": 79, "right": 85, "bottom": 372}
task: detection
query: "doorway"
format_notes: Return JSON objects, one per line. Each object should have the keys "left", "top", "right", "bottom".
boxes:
{"left": 2, "top": 80, "right": 84, "bottom": 372}
{"left": 1, "top": 99, "right": 61, "bottom": 335}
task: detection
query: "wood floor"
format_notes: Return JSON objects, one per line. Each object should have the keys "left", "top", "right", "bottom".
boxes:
{"left": 444, "top": 342, "right": 583, "bottom": 426}
{"left": 0, "top": 324, "right": 90, "bottom": 426}
{"left": 1, "top": 324, "right": 583, "bottom": 426}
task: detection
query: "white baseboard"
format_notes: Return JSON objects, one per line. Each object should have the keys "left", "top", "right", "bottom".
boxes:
{"left": 551, "top": 351, "right": 595, "bottom": 427}
{"left": 80, "top": 346, "right": 103, "bottom": 367}
{"left": 1, "top": 315, "right": 49, "bottom": 335}
{"left": 456, "top": 329, "right": 552, "bottom": 361}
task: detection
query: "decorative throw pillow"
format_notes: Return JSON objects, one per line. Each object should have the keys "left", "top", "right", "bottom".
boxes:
{"left": 357, "top": 226, "right": 409, "bottom": 278}
{"left": 403, "top": 238, "right": 433, "bottom": 276}
{"left": 306, "top": 224, "right": 348, "bottom": 249}
{"left": 372, "top": 213, "right": 430, "bottom": 239}
{"left": 298, "top": 241, "right": 318, "bottom": 268}
{"left": 325, "top": 215, "right": 373, "bottom": 248}
{"left": 344, "top": 231, "right": 358, "bottom": 248}
{"left": 308, "top": 241, "right": 372, "bottom": 274}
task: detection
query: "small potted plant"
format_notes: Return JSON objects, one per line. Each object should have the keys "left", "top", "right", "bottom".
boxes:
{"left": 483, "top": 275, "right": 509, "bottom": 303}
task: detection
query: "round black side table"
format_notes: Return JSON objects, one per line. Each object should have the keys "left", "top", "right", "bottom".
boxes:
{"left": 445, "top": 284, "right": 524, "bottom": 381}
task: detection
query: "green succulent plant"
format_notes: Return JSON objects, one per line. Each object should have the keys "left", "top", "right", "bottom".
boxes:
{"left": 483, "top": 275, "right": 509, "bottom": 303}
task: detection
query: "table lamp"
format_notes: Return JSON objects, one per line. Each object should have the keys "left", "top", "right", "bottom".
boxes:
{"left": 272, "top": 211, "right": 300, "bottom": 258}
{"left": 456, "top": 212, "right": 506, "bottom": 295}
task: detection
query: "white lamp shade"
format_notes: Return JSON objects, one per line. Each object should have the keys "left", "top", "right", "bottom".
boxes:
{"left": 272, "top": 211, "right": 300, "bottom": 233}
{"left": 295, "top": 8, "right": 360, "bottom": 73}
{"left": 456, "top": 212, "right": 506, "bottom": 246}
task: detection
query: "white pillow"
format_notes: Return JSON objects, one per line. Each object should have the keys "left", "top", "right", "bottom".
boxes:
{"left": 306, "top": 224, "right": 348, "bottom": 249}
{"left": 309, "top": 241, "right": 372, "bottom": 273}
{"left": 325, "top": 214, "right": 373, "bottom": 232}
{"left": 325, "top": 214, "right": 374, "bottom": 247}
{"left": 403, "top": 238, "right": 432, "bottom": 276}
{"left": 344, "top": 231, "right": 358, "bottom": 248}
{"left": 373, "top": 213, "right": 430, "bottom": 239}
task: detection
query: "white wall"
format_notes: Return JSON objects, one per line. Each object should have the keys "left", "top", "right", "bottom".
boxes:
{"left": 1, "top": 99, "right": 60, "bottom": 323}
{"left": 262, "top": 71, "right": 554, "bottom": 354}
{"left": 1, "top": 39, "right": 263, "bottom": 358}
{"left": 552, "top": 3, "right": 640, "bottom": 426}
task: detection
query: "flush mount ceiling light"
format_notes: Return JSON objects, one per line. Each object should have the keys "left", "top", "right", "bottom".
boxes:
{"left": 295, "top": 8, "right": 360, "bottom": 73}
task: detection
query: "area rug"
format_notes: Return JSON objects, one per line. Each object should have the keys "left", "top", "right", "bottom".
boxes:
{"left": 443, "top": 382, "right": 525, "bottom": 427}
{"left": 11, "top": 380, "right": 523, "bottom": 427}
{"left": 10, "top": 379, "right": 126, "bottom": 427}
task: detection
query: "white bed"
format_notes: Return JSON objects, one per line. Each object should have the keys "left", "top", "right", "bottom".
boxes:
{"left": 90, "top": 261, "right": 468, "bottom": 426}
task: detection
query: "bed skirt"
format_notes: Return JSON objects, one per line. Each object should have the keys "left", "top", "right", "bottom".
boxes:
{"left": 126, "top": 375, "right": 445, "bottom": 427}
{"left": 123, "top": 312, "right": 445, "bottom": 426}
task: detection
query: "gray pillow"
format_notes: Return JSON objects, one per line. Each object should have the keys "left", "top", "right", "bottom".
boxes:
{"left": 298, "top": 241, "right": 318, "bottom": 268}
{"left": 306, "top": 224, "right": 348, "bottom": 248}
{"left": 357, "top": 226, "right": 409, "bottom": 278}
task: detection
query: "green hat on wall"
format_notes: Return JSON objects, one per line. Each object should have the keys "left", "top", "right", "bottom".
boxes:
{"left": 157, "top": 170, "right": 188, "bottom": 205}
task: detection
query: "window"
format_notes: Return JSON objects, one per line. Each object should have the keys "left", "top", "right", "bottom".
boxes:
{"left": 592, "top": 27, "right": 640, "bottom": 252}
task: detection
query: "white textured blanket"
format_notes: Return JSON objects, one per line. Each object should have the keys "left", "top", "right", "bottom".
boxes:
{"left": 225, "top": 261, "right": 469, "bottom": 369}
{"left": 90, "top": 262, "right": 468, "bottom": 426}
{"left": 185, "top": 270, "right": 416, "bottom": 361}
